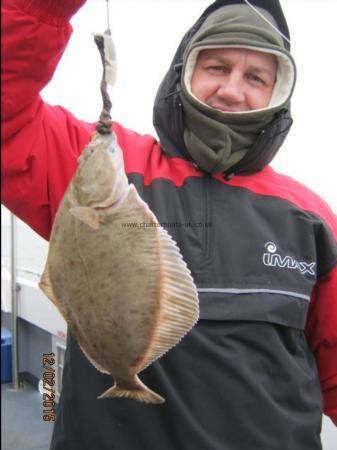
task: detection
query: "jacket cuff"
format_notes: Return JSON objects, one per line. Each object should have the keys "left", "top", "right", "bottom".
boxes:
{"left": 323, "top": 383, "right": 337, "bottom": 427}
{"left": 6, "top": 0, "right": 86, "bottom": 25}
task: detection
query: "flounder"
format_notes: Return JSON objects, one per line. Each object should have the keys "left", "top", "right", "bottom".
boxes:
{"left": 39, "top": 130, "right": 199, "bottom": 404}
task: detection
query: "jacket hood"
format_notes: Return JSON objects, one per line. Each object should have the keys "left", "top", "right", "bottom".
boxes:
{"left": 153, "top": 0, "right": 295, "bottom": 177}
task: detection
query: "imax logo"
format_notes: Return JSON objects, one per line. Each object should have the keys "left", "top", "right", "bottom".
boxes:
{"left": 263, "top": 242, "right": 316, "bottom": 276}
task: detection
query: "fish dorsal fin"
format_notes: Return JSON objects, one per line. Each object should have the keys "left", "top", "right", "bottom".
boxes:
{"left": 138, "top": 223, "right": 199, "bottom": 372}
{"left": 69, "top": 206, "right": 100, "bottom": 230}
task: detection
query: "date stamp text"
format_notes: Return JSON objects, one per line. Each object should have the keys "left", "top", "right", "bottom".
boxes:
{"left": 42, "top": 352, "right": 56, "bottom": 421}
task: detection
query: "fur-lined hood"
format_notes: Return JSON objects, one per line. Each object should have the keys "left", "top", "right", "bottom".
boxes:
{"left": 153, "top": 0, "right": 295, "bottom": 177}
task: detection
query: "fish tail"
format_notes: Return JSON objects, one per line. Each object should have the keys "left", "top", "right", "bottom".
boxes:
{"left": 97, "top": 375, "right": 165, "bottom": 404}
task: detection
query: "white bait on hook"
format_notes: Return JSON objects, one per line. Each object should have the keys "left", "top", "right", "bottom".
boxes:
{"left": 93, "top": 31, "right": 117, "bottom": 86}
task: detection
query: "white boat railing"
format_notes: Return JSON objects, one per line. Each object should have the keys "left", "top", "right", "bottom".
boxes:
{"left": 1, "top": 210, "right": 67, "bottom": 392}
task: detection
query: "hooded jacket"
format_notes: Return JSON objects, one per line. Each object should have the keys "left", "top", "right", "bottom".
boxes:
{"left": 153, "top": 0, "right": 295, "bottom": 176}
{"left": 2, "top": 0, "right": 337, "bottom": 449}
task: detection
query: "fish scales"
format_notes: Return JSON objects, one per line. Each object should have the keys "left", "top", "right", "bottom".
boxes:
{"left": 39, "top": 132, "right": 199, "bottom": 404}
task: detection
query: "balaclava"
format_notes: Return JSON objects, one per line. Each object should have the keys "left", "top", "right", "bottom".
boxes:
{"left": 153, "top": 0, "right": 296, "bottom": 177}
{"left": 180, "top": 3, "right": 296, "bottom": 173}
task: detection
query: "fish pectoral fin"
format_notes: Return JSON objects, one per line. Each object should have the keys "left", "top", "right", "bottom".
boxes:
{"left": 69, "top": 206, "right": 100, "bottom": 230}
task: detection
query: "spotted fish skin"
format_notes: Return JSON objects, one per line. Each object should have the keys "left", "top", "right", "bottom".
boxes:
{"left": 39, "top": 131, "right": 199, "bottom": 404}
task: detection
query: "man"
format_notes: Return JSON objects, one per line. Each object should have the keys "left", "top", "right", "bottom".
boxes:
{"left": 2, "top": 0, "right": 337, "bottom": 449}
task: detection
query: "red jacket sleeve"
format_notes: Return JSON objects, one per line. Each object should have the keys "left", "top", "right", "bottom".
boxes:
{"left": 306, "top": 230, "right": 337, "bottom": 425}
{"left": 1, "top": 0, "right": 94, "bottom": 240}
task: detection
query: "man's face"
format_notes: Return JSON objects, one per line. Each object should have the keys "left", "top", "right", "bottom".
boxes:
{"left": 190, "top": 48, "right": 277, "bottom": 112}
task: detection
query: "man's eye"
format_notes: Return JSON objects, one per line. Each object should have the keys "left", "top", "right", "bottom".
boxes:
{"left": 247, "top": 74, "right": 266, "bottom": 85}
{"left": 207, "top": 65, "right": 229, "bottom": 73}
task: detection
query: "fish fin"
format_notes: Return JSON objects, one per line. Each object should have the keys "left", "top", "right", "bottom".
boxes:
{"left": 39, "top": 262, "right": 64, "bottom": 313}
{"left": 97, "top": 375, "right": 165, "bottom": 404}
{"left": 39, "top": 261, "right": 105, "bottom": 373}
{"left": 139, "top": 222, "right": 199, "bottom": 371}
{"left": 78, "top": 344, "right": 110, "bottom": 375}
{"left": 69, "top": 206, "right": 100, "bottom": 230}
{"left": 40, "top": 253, "right": 110, "bottom": 376}
{"left": 39, "top": 262, "right": 81, "bottom": 334}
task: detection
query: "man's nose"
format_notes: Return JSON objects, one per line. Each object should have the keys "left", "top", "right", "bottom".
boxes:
{"left": 217, "top": 73, "right": 245, "bottom": 104}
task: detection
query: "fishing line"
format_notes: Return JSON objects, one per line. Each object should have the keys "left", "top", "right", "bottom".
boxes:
{"left": 106, "top": 0, "right": 111, "bottom": 34}
{"left": 94, "top": 0, "right": 114, "bottom": 134}
{"left": 243, "top": 0, "right": 291, "bottom": 45}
